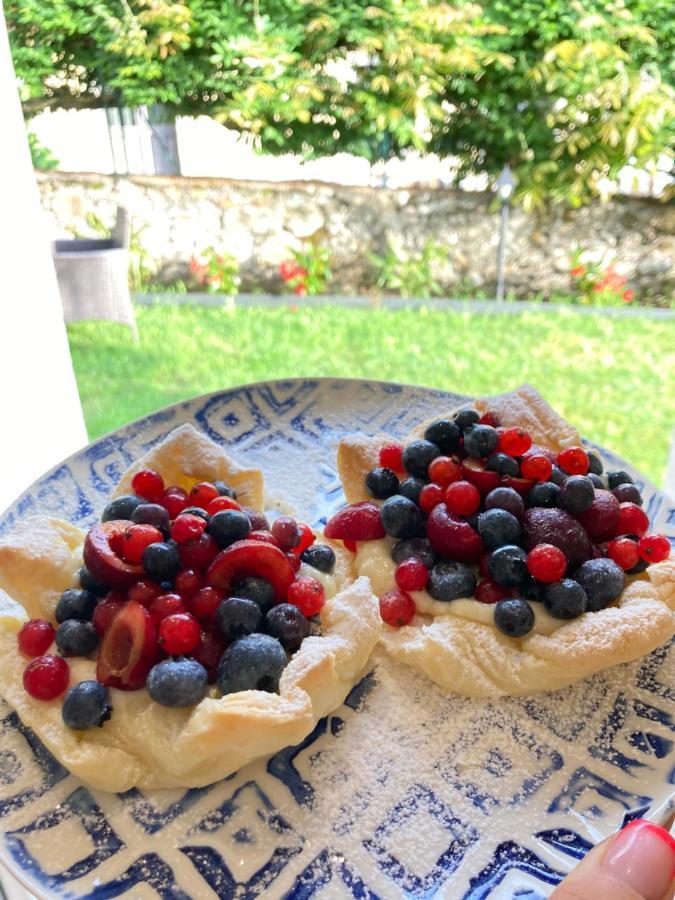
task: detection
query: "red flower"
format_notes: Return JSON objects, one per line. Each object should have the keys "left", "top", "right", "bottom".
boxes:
{"left": 294, "top": 283, "right": 308, "bottom": 296}
{"left": 570, "top": 265, "right": 586, "bottom": 277}
{"left": 622, "top": 289, "right": 634, "bottom": 303}
{"left": 279, "top": 260, "right": 298, "bottom": 281}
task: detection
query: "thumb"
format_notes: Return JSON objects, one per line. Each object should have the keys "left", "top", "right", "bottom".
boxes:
{"left": 551, "top": 819, "right": 675, "bottom": 900}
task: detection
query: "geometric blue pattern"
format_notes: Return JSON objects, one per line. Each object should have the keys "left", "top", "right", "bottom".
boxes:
{"left": 0, "top": 378, "right": 673, "bottom": 898}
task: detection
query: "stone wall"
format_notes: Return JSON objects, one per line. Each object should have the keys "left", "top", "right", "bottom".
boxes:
{"left": 37, "top": 171, "right": 675, "bottom": 299}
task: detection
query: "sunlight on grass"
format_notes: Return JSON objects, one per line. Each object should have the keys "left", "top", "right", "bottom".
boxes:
{"left": 67, "top": 305, "right": 675, "bottom": 487}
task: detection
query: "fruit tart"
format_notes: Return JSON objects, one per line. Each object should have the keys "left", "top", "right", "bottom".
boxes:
{"left": 0, "top": 424, "right": 379, "bottom": 791}
{"left": 330, "top": 385, "right": 674, "bottom": 697}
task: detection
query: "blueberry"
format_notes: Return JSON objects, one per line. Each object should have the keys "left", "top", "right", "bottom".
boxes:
{"left": 453, "top": 408, "right": 480, "bottom": 431}
{"left": 548, "top": 465, "right": 567, "bottom": 487}
{"left": 486, "top": 453, "right": 519, "bottom": 477}
{"left": 55, "top": 589, "right": 98, "bottom": 624}
{"left": 588, "top": 473, "right": 604, "bottom": 489}
{"left": 147, "top": 659, "right": 208, "bottom": 707}
{"left": 613, "top": 484, "right": 643, "bottom": 506}
{"left": 587, "top": 452, "right": 604, "bottom": 475}
{"left": 424, "top": 419, "right": 461, "bottom": 454}
{"left": 391, "top": 538, "right": 436, "bottom": 569}
{"left": 214, "top": 480, "right": 237, "bottom": 499}
{"left": 559, "top": 476, "right": 595, "bottom": 514}
{"left": 380, "top": 495, "right": 423, "bottom": 539}
{"left": 214, "top": 597, "right": 262, "bottom": 643}
{"left": 181, "top": 506, "right": 211, "bottom": 522}
{"left": 217, "top": 633, "right": 288, "bottom": 695}
{"left": 207, "top": 510, "right": 251, "bottom": 548}
{"left": 494, "top": 598, "right": 535, "bottom": 637}
{"left": 463, "top": 425, "right": 499, "bottom": 459}
{"left": 264, "top": 604, "right": 309, "bottom": 652}
{"left": 233, "top": 576, "right": 275, "bottom": 615}
{"left": 301, "top": 544, "right": 336, "bottom": 574}
{"left": 477, "top": 509, "right": 521, "bottom": 550}
{"left": 142, "top": 541, "right": 181, "bottom": 582}
{"left": 365, "top": 467, "right": 400, "bottom": 499}
{"left": 573, "top": 558, "right": 625, "bottom": 611}
{"left": 101, "top": 494, "right": 143, "bottom": 522}
{"left": 399, "top": 477, "right": 425, "bottom": 504}
{"left": 484, "top": 487, "right": 525, "bottom": 519}
{"left": 544, "top": 579, "right": 588, "bottom": 619}
{"left": 77, "top": 567, "right": 108, "bottom": 598}
{"left": 402, "top": 440, "right": 440, "bottom": 479}
{"left": 527, "top": 482, "right": 560, "bottom": 509}
{"left": 62, "top": 681, "right": 111, "bottom": 730}
{"left": 131, "top": 502, "right": 171, "bottom": 532}
{"left": 55, "top": 620, "right": 99, "bottom": 657}
{"left": 488, "top": 545, "right": 528, "bottom": 588}
{"left": 427, "top": 562, "right": 476, "bottom": 602}
{"left": 521, "top": 574, "right": 546, "bottom": 603}
{"left": 607, "top": 470, "right": 634, "bottom": 489}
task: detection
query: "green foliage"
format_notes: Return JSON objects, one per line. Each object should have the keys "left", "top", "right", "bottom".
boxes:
{"left": 7, "top": 0, "right": 674, "bottom": 204}
{"left": 369, "top": 240, "right": 446, "bottom": 298}
{"left": 27, "top": 132, "right": 59, "bottom": 169}
{"left": 279, "top": 245, "right": 332, "bottom": 295}
{"left": 188, "top": 247, "right": 240, "bottom": 294}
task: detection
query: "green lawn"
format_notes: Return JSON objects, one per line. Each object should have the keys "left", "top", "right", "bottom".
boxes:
{"left": 67, "top": 304, "right": 675, "bottom": 487}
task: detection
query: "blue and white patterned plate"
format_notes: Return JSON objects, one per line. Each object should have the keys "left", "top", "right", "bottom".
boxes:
{"left": 0, "top": 378, "right": 672, "bottom": 900}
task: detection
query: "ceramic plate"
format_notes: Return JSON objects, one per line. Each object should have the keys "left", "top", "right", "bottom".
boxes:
{"left": 0, "top": 378, "right": 672, "bottom": 900}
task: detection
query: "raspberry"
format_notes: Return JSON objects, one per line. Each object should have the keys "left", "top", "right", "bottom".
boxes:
{"left": 174, "top": 568, "right": 203, "bottom": 598}
{"left": 428, "top": 456, "right": 462, "bottom": 487}
{"left": 395, "top": 558, "right": 429, "bottom": 592}
{"left": 206, "top": 496, "right": 242, "bottom": 515}
{"left": 271, "top": 516, "right": 301, "bottom": 551}
{"left": 23, "top": 655, "right": 69, "bottom": 700}
{"left": 616, "top": 503, "right": 650, "bottom": 538}
{"left": 379, "top": 444, "right": 404, "bottom": 472}
{"left": 178, "top": 533, "right": 219, "bottom": 571}
{"left": 526, "top": 544, "right": 567, "bottom": 582}
{"left": 444, "top": 480, "right": 480, "bottom": 516}
{"left": 475, "top": 579, "right": 511, "bottom": 604}
{"left": 637, "top": 534, "right": 670, "bottom": 564}
{"left": 419, "top": 483, "right": 445, "bottom": 514}
{"left": 18, "top": 619, "right": 55, "bottom": 657}
{"left": 161, "top": 488, "right": 189, "bottom": 519}
{"left": 170, "top": 514, "right": 208, "bottom": 544}
{"left": 131, "top": 468, "right": 165, "bottom": 503}
{"left": 379, "top": 589, "right": 416, "bottom": 626}
{"left": 189, "top": 482, "right": 219, "bottom": 509}
{"left": 120, "top": 524, "right": 163, "bottom": 565}
{"left": 127, "top": 579, "right": 162, "bottom": 607}
{"left": 150, "top": 594, "right": 187, "bottom": 627}
{"left": 520, "top": 453, "right": 553, "bottom": 482}
{"left": 191, "top": 586, "right": 224, "bottom": 622}
{"left": 159, "top": 612, "right": 201, "bottom": 655}
{"left": 498, "top": 427, "right": 532, "bottom": 457}
{"left": 607, "top": 537, "right": 640, "bottom": 571}
{"left": 557, "top": 447, "right": 589, "bottom": 476}
{"left": 287, "top": 576, "right": 325, "bottom": 616}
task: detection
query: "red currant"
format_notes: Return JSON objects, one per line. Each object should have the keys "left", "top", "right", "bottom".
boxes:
{"left": 294, "top": 522, "right": 315, "bottom": 556}
{"left": 557, "top": 446, "right": 589, "bottom": 476}
{"left": 161, "top": 488, "right": 189, "bottom": 518}
{"left": 498, "top": 427, "right": 532, "bottom": 457}
{"left": 206, "top": 496, "right": 242, "bottom": 515}
{"left": 191, "top": 586, "right": 224, "bottom": 622}
{"left": 150, "top": 594, "right": 187, "bottom": 627}
{"left": 287, "top": 576, "right": 325, "bottom": 616}
{"left": 18, "top": 619, "right": 55, "bottom": 657}
{"left": 379, "top": 444, "right": 404, "bottom": 472}
{"left": 159, "top": 612, "right": 201, "bottom": 655}
{"left": 92, "top": 596, "right": 125, "bottom": 636}
{"left": 479, "top": 411, "right": 500, "bottom": 427}
{"left": 189, "top": 482, "right": 219, "bottom": 509}
{"left": 520, "top": 453, "right": 553, "bottom": 482}
{"left": 131, "top": 468, "right": 165, "bottom": 503}
{"left": 178, "top": 533, "right": 219, "bottom": 571}
{"left": 191, "top": 630, "right": 226, "bottom": 682}
{"left": 395, "top": 558, "right": 429, "bottom": 592}
{"left": 23, "top": 655, "right": 69, "bottom": 700}
{"left": 174, "top": 568, "right": 203, "bottom": 598}
{"left": 616, "top": 503, "right": 650, "bottom": 538}
{"left": 475, "top": 579, "right": 512, "bottom": 604}
{"left": 272, "top": 516, "right": 301, "bottom": 551}
{"left": 128, "top": 579, "right": 162, "bottom": 607}
{"left": 444, "top": 480, "right": 480, "bottom": 516}
{"left": 419, "top": 483, "right": 445, "bottom": 514}
{"left": 607, "top": 538, "right": 640, "bottom": 571}
{"left": 379, "top": 589, "right": 416, "bottom": 626}
{"left": 119, "top": 524, "right": 163, "bottom": 564}
{"left": 428, "top": 456, "right": 462, "bottom": 487}
{"left": 526, "top": 544, "right": 567, "bottom": 582}
{"left": 170, "top": 514, "right": 208, "bottom": 544}
{"left": 637, "top": 534, "right": 670, "bottom": 564}
{"left": 287, "top": 551, "right": 301, "bottom": 572}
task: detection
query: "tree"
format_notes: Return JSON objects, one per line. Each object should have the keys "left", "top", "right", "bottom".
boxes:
{"left": 6, "top": 0, "right": 674, "bottom": 205}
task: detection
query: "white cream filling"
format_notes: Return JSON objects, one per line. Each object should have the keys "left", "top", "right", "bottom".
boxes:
{"left": 355, "top": 539, "right": 562, "bottom": 637}
{"left": 298, "top": 562, "right": 340, "bottom": 601}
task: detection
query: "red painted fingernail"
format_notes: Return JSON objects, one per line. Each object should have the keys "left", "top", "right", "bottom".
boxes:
{"left": 603, "top": 819, "right": 675, "bottom": 900}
